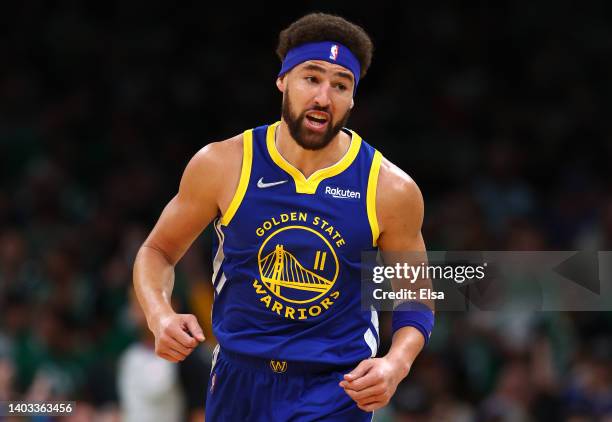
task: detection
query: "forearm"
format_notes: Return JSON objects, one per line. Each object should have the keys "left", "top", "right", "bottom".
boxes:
{"left": 133, "top": 244, "right": 177, "bottom": 330}
{"left": 384, "top": 326, "right": 425, "bottom": 379}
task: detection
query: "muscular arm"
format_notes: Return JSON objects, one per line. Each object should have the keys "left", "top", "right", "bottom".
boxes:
{"left": 377, "top": 157, "right": 432, "bottom": 383}
{"left": 341, "top": 157, "right": 433, "bottom": 411}
{"left": 133, "top": 135, "right": 242, "bottom": 361}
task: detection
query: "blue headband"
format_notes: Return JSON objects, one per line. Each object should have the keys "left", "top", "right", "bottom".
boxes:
{"left": 278, "top": 41, "right": 361, "bottom": 94}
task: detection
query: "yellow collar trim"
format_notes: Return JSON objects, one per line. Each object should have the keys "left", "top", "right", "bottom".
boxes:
{"left": 266, "top": 121, "right": 362, "bottom": 194}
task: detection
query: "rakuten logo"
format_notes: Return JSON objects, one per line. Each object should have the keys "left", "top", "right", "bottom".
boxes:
{"left": 324, "top": 186, "right": 361, "bottom": 200}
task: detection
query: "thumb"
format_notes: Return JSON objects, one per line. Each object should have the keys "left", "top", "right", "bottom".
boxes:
{"left": 184, "top": 315, "right": 205, "bottom": 342}
{"left": 344, "top": 359, "right": 374, "bottom": 381}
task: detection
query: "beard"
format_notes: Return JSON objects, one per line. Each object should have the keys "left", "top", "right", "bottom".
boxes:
{"left": 281, "top": 89, "right": 351, "bottom": 151}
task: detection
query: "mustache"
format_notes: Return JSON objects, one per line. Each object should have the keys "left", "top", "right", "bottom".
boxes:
{"left": 305, "top": 105, "right": 329, "bottom": 112}
{"left": 302, "top": 106, "right": 332, "bottom": 117}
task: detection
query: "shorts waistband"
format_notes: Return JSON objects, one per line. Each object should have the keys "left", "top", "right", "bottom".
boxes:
{"left": 219, "top": 349, "right": 357, "bottom": 376}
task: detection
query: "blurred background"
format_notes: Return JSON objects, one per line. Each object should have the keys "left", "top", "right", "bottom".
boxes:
{"left": 1, "top": 1, "right": 612, "bottom": 421}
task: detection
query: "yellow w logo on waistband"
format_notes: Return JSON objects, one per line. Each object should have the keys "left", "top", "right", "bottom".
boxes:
{"left": 269, "top": 360, "right": 287, "bottom": 373}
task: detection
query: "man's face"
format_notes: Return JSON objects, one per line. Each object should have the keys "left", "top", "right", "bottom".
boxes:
{"left": 279, "top": 60, "right": 355, "bottom": 150}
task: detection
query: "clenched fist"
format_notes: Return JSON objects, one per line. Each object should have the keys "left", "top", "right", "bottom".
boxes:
{"left": 340, "top": 357, "right": 409, "bottom": 412}
{"left": 150, "top": 312, "right": 205, "bottom": 362}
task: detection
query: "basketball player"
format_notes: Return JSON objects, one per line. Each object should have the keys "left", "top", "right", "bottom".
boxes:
{"left": 134, "top": 13, "right": 434, "bottom": 421}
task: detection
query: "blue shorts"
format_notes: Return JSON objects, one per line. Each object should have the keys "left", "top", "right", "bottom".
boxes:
{"left": 205, "top": 348, "right": 373, "bottom": 421}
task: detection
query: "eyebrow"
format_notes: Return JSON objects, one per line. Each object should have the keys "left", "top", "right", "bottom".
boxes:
{"left": 301, "top": 63, "right": 354, "bottom": 83}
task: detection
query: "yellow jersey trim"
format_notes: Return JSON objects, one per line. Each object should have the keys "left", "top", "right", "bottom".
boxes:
{"left": 221, "top": 129, "right": 253, "bottom": 226}
{"left": 265, "top": 121, "right": 362, "bottom": 194}
{"left": 367, "top": 150, "right": 383, "bottom": 246}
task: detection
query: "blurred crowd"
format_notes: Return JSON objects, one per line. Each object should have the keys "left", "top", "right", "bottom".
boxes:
{"left": 1, "top": 1, "right": 612, "bottom": 421}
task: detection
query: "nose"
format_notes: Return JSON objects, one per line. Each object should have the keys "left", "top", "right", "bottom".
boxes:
{"left": 313, "top": 82, "right": 331, "bottom": 108}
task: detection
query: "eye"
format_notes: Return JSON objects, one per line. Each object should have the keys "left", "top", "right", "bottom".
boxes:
{"left": 305, "top": 76, "right": 318, "bottom": 83}
{"left": 335, "top": 83, "right": 348, "bottom": 92}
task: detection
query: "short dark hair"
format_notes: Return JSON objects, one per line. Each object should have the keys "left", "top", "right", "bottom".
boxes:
{"left": 276, "top": 13, "right": 374, "bottom": 78}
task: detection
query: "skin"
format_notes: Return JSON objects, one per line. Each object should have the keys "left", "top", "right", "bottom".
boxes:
{"left": 339, "top": 159, "right": 432, "bottom": 412}
{"left": 133, "top": 59, "right": 432, "bottom": 413}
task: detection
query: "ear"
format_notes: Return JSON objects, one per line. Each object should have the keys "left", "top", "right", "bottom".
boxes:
{"left": 276, "top": 76, "right": 286, "bottom": 93}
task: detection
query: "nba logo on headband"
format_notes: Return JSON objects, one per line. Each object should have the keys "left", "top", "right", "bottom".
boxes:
{"left": 329, "top": 44, "right": 339, "bottom": 61}
{"left": 278, "top": 41, "right": 361, "bottom": 93}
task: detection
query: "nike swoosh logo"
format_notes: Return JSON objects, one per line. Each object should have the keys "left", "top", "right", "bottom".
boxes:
{"left": 257, "top": 177, "right": 288, "bottom": 188}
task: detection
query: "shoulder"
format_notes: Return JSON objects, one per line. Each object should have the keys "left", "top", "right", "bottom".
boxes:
{"left": 377, "top": 156, "right": 423, "bottom": 208}
{"left": 178, "top": 132, "right": 245, "bottom": 203}
{"left": 187, "top": 133, "right": 244, "bottom": 174}
{"left": 181, "top": 133, "right": 244, "bottom": 184}
{"left": 376, "top": 155, "right": 424, "bottom": 235}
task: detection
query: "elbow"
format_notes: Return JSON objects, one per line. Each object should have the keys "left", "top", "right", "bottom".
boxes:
{"left": 137, "top": 242, "right": 175, "bottom": 266}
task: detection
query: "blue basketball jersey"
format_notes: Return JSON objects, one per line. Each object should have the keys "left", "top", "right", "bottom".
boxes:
{"left": 210, "top": 121, "right": 383, "bottom": 366}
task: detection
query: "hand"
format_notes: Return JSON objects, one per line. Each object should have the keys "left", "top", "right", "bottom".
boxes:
{"left": 150, "top": 312, "right": 205, "bottom": 362}
{"left": 339, "top": 357, "right": 409, "bottom": 412}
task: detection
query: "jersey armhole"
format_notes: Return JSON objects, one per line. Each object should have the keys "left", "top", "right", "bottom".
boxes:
{"left": 366, "top": 150, "right": 383, "bottom": 247}
{"left": 220, "top": 129, "right": 253, "bottom": 226}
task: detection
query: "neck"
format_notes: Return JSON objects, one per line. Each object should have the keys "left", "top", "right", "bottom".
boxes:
{"left": 275, "top": 119, "right": 351, "bottom": 178}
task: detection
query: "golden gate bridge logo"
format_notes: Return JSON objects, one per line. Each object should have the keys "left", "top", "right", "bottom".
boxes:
{"left": 257, "top": 226, "right": 339, "bottom": 304}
